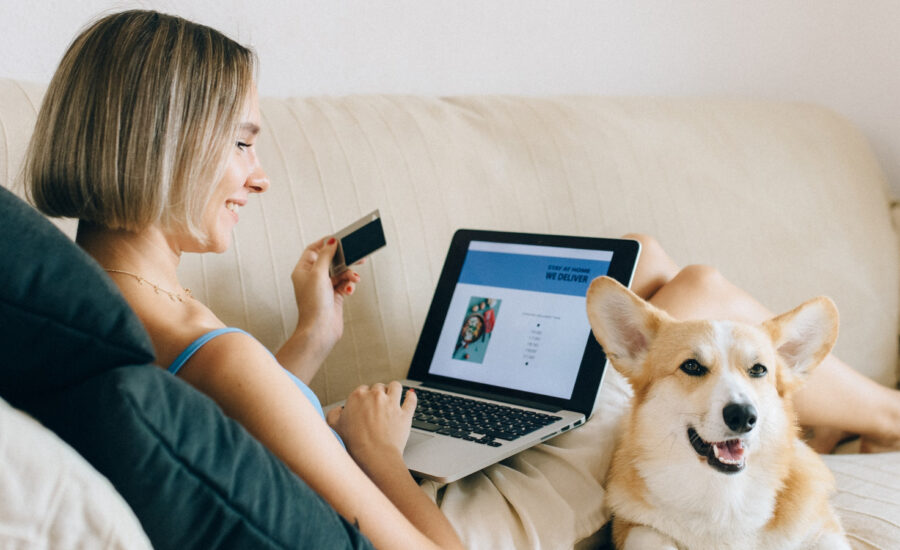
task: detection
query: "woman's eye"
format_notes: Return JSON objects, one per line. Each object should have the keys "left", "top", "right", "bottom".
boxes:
{"left": 748, "top": 363, "right": 768, "bottom": 378}
{"left": 679, "top": 359, "right": 708, "bottom": 377}
{"left": 236, "top": 141, "right": 251, "bottom": 151}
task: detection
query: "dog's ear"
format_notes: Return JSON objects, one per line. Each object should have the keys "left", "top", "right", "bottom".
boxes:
{"left": 586, "top": 276, "right": 666, "bottom": 380}
{"left": 762, "top": 296, "right": 839, "bottom": 379}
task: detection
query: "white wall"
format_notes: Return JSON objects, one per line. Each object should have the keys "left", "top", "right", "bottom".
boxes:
{"left": 3, "top": 0, "right": 899, "bottom": 197}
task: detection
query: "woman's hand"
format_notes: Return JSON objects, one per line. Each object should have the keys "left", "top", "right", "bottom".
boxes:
{"left": 327, "top": 384, "right": 464, "bottom": 549}
{"left": 327, "top": 382, "right": 417, "bottom": 464}
{"left": 276, "top": 237, "right": 361, "bottom": 381}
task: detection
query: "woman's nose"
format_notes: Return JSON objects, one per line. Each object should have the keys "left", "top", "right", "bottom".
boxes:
{"left": 247, "top": 164, "right": 270, "bottom": 194}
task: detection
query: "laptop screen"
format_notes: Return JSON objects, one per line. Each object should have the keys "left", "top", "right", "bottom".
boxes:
{"left": 428, "top": 241, "right": 611, "bottom": 399}
{"left": 408, "top": 230, "right": 640, "bottom": 414}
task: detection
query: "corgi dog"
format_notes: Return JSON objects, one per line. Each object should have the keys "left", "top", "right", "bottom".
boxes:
{"left": 586, "top": 276, "right": 850, "bottom": 550}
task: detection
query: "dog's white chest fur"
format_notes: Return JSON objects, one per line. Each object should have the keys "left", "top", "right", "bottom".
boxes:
{"left": 613, "top": 472, "right": 773, "bottom": 549}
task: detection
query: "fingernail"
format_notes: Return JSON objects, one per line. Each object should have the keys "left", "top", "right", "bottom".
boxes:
{"left": 327, "top": 237, "right": 336, "bottom": 245}
{"left": 346, "top": 285, "right": 353, "bottom": 294}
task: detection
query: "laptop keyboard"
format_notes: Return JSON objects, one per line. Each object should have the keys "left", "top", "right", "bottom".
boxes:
{"left": 403, "top": 387, "right": 562, "bottom": 447}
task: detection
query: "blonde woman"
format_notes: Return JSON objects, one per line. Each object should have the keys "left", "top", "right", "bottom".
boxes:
{"left": 26, "top": 10, "right": 462, "bottom": 550}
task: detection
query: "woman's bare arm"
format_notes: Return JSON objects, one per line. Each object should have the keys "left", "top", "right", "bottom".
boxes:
{"left": 175, "top": 332, "right": 463, "bottom": 550}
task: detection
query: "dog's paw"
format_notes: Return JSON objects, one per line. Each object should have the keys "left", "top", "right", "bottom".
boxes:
{"left": 809, "top": 531, "right": 851, "bottom": 550}
{"left": 622, "top": 526, "right": 679, "bottom": 550}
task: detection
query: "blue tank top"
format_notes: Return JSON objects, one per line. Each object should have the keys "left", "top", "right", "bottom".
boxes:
{"left": 168, "top": 327, "right": 342, "bottom": 445}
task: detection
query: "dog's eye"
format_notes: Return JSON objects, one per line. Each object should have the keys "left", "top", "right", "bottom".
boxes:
{"left": 748, "top": 363, "right": 768, "bottom": 378}
{"left": 679, "top": 359, "right": 708, "bottom": 377}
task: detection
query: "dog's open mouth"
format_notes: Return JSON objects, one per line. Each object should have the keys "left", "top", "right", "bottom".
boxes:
{"left": 687, "top": 427, "right": 746, "bottom": 474}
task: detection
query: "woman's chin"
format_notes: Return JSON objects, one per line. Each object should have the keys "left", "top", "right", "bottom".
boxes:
{"left": 179, "top": 231, "right": 232, "bottom": 255}
{"left": 206, "top": 234, "right": 232, "bottom": 254}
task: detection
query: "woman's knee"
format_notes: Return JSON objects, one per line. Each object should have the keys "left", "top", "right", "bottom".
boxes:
{"left": 623, "top": 233, "right": 679, "bottom": 276}
{"left": 622, "top": 233, "right": 661, "bottom": 257}
{"left": 671, "top": 264, "right": 728, "bottom": 293}
{"left": 650, "top": 264, "right": 735, "bottom": 320}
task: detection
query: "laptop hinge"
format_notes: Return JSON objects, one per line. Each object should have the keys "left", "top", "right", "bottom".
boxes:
{"left": 420, "top": 381, "right": 562, "bottom": 412}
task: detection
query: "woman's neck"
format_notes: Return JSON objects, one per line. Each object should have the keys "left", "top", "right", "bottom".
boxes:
{"left": 76, "top": 220, "right": 184, "bottom": 290}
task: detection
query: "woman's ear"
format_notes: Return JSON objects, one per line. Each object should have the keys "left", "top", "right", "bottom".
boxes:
{"left": 585, "top": 276, "right": 667, "bottom": 381}
{"left": 762, "top": 296, "right": 839, "bottom": 379}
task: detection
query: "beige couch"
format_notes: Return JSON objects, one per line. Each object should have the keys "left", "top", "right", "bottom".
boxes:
{"left": 2, "top": 78, "right": 899, "bottom": 548}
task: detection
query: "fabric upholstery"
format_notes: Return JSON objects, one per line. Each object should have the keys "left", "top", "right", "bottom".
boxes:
{"left": 0, "top": 395, "right": 151, "bottom": 549}
{"left": 824, "top": 453, "right": 900, "bottom": 548}
{"left": 0, "top": 184, "right": 154, "bottom": 402}
{"left": 24, "top": 365, "right": 373, "bottom": 550}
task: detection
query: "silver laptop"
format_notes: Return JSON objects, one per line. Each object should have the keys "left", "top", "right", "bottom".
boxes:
{"left": 392, "top": 230, "right": 640, "bottom": 483}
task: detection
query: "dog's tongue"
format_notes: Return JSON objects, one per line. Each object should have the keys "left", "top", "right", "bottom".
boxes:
{"left": 714, "top": 439, "right": 745, "bottom": 462}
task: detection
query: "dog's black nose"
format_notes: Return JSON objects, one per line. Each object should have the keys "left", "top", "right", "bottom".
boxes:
{"left": 723, "top": 403, "right": 757, "bottom": 433}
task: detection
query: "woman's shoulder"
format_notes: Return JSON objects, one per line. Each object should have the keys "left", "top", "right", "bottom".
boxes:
{"left": 135, "top": 297, "right": 233, "bottom": 368}
{"left": 122, "top": 291, "right": 282, "bottom": 381}
{"left": 160, "top": 320, "right": 282, "bottom": 391}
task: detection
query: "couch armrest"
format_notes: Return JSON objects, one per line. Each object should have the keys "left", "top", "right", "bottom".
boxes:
{"left": 894, "top": 200, "right": 900, "bottom": 356}
{"left": 893, "top": 199, "right": 900, "bottom": 246}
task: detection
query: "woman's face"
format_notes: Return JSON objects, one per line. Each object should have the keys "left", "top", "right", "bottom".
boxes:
{"left": 199, "top": 85, "right": 269, "bottom": 253}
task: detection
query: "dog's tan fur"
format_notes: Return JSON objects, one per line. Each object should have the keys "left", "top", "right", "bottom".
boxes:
{"left": 586, "top": 276, "right": 849, "bottom": 550}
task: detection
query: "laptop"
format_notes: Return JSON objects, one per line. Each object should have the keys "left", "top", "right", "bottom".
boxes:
{"left": 394, "top": 229, "right": 640, "bottom": 483}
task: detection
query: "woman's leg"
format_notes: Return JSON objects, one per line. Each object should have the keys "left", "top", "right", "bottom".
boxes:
{"left": 624, "top": 233, "right": 900, "bottom": 453}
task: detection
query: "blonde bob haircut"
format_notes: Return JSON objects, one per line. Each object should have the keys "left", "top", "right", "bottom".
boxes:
{"left": 25, "top": 10, "right": 256, "bottom": 239}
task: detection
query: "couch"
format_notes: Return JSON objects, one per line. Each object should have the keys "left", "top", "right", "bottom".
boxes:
{"left": 1, "top": 77, "right": 899, "bottom": 549}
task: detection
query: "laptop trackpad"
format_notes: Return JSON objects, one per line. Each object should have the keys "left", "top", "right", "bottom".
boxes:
{"left": 406, "top": 430, "right": 435, "bottom": 450}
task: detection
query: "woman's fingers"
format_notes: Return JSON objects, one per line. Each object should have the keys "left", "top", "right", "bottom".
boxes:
{"left": 332, "top": 269, "right": 361, "bottom": 296}
{"left": 401, "top": 388, "right": 417, "bottom": 417}
{"left": 325, "top": 405, "right": 343, "bottom": 427}
{"left": 331, "top": 269, "right": 361, "bottom": 285}
{"left": 314, "top": 238, "right": 338, "bottom": 270}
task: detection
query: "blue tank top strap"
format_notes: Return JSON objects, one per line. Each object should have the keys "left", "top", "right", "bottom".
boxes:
{"left": 168, "top": 327, "right": 248, "bottom": 374}
{"left": 167, "top": 327, "right": 344, "bottom": 448}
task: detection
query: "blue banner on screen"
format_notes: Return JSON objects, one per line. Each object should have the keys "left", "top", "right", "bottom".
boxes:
{"left": 458, "top": 251, "right": 611, "bottom": 296}
{"left": 427, "top": 241, "right": 614, "bottom": 399}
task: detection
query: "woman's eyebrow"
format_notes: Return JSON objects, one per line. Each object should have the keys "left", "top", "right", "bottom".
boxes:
{"left": 239, "top": 122, "right": 261, "bottom": 135}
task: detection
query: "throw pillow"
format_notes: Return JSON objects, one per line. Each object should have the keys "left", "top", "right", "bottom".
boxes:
{"left": 0, "top": 395, "right": 152, "bottom": 548}
{"left": 24, "top": 365, "right": 373, "bottom": 550}
{"left": 0, "top": 186, "right": 154, "bottom": 401}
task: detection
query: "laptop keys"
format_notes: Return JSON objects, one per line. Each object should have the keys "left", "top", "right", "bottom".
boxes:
{"left": 411, "top": 418, "right": 441, "bottom": 432}
{"left": 404, "top": 387, "right": 561, "bottom": 446}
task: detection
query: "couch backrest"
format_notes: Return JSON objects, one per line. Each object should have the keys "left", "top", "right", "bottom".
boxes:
{"left": 2, "top": 78, "right": 897, "bottom": 403}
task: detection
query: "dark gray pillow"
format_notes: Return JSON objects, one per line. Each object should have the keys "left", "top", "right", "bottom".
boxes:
{"left": 0, "top": 186, "right": 154, "bottom": 401}
{"left": 26, "top": 365, "right": 373, "bottom": 550}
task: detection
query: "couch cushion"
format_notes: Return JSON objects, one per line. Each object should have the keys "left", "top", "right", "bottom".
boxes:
{"left": 24, "top": 365, "right": 373, "bottom": 550}
{"left": 0, "top": 394, "right": 152, "bottom": 548}
{"left": 823, "top": 453, "right": 900, "bottom": 548}
{"left": 0, "top": 186, "right": 154, "bottom": 401}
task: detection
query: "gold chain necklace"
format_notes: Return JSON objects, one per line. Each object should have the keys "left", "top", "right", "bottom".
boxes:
{"left": 105, "top": 269, "right": 193, "bottom": 303}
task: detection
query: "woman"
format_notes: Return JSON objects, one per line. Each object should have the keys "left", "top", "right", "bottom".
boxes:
{"left": 25, "top": 9, "right": 899, "bottom": 550}
{"left": 25, "top": 10, "right": 462, "bottom": 550}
